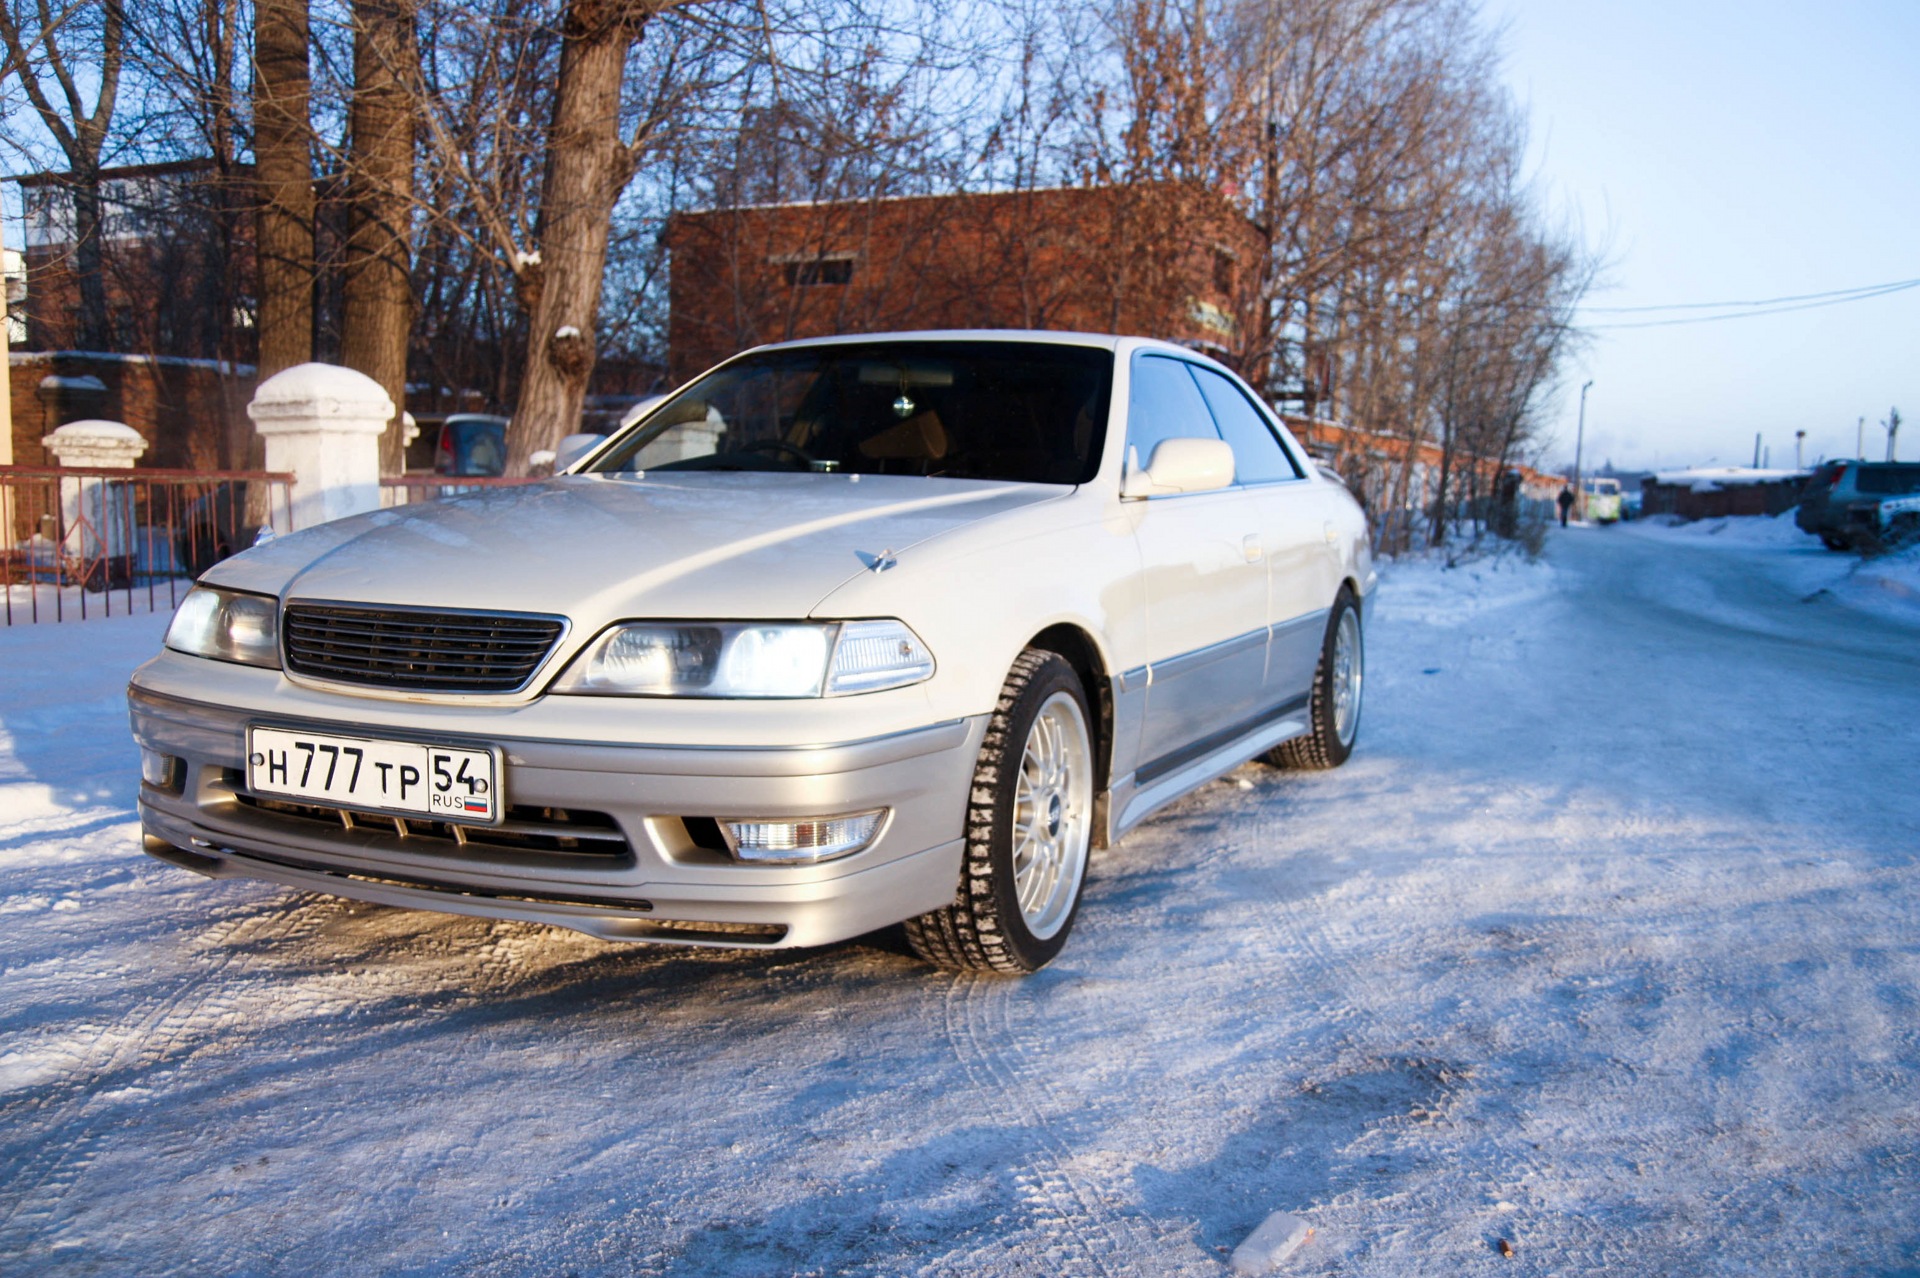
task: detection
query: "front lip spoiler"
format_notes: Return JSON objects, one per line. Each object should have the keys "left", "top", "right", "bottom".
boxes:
{"left": 147, "top": 833, "right": 660, "bottom": 914}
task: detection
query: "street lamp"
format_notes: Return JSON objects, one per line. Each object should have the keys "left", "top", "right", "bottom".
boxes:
{"left": 1573, "top": 380, "right": 1593, "bottom": 521}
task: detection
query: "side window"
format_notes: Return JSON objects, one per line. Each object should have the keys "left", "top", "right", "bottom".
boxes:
{"left": 1189, "top": 364, "right": 1303, "bottom": 483}
{"left": 1127, "top": 353, "right": 1221, "bottom": 468}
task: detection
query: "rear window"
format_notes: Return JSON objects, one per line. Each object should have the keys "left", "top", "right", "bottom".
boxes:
{"left": 1855, "top": 464, "right": 1920, "bottom": 496}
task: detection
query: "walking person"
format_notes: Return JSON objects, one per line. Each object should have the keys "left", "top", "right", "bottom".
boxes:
{"left": 1557, "top": 485, "right": 1574, "bottom": 528}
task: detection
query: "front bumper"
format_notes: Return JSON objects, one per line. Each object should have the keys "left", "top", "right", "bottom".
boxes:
{"left": 130, "top": 681, "right": 986, "bottom": 949}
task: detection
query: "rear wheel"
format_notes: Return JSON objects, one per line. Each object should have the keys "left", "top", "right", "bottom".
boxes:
{"left": 1267, "top": 589, "right": 1363, "bottom": 771}
{"left": 1820, "top": 533, "right": 1851, "bottom": 552}
{"left": 905, "top": 650, "right": 1093, "bottom": 974}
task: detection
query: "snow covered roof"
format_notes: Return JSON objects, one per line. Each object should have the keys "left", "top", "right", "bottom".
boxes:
{"left": 1650, "top": 466, "right": 1810, "bottom": 492}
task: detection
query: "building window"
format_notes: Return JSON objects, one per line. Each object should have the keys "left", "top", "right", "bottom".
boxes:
{"left": 1212, "top": 248, "right": 1236, "bottom": 297}
{"left": 775, "top": 253, "right": 855, "bottom": 287}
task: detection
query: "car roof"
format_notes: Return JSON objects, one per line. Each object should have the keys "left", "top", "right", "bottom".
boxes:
{"left": 743, "top": 329, "right": 1202, "bottom": 359}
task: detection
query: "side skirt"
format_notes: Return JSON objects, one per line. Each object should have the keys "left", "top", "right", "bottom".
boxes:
{"left": 1102, "top": 696, "right": 1310, "bottom": 843}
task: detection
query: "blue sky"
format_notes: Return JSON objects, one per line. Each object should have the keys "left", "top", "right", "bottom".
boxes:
{"left": 1490, "top": 0, "right": 1920, "bottom": 471}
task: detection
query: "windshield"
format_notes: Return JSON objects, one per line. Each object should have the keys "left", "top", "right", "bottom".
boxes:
{"left": 587, "top": 340, "right": 1113, "bottom": 485}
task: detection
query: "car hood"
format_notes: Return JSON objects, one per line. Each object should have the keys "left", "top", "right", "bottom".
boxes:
{"left": 201, "top": 472, "right": 1065, "bottom": 623}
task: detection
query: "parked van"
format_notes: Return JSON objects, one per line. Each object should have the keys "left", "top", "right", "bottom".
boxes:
{"left": 1582, "top": 477, "right": 1623, "bottom": 524}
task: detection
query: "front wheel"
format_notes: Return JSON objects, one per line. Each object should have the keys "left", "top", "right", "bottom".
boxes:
{"left": 1266, "top": 589, "right": 1363, "bottom": 771}
{"left": 905, "top": 650, "right": 1094, "bottom": 973}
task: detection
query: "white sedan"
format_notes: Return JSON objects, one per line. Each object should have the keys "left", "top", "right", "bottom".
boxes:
{"left": 130, "top": 331, "right": 1373, "bottom": 973}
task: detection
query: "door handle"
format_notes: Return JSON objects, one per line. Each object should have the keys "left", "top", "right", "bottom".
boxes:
{"left": 1242, "top": 534, "right": 1263, "bottom": 563}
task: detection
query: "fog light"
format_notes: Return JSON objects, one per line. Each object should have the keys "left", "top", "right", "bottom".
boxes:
{"left": 141, "top": 748, "right": 182, "bottom": 793}
{"left": 721, "top": 810, "right": 886, "bottom": 864}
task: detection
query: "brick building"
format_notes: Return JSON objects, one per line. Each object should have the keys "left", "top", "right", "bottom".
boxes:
{"left": 16, "top": 159, "right": 250, "bottom": 362}
{"left": 663, "top": 184, "right": 1266, "bottom": 383}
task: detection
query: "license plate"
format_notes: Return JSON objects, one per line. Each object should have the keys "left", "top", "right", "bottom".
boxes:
{"left": 246, "top": 727, "right": 502, "bottom": 824}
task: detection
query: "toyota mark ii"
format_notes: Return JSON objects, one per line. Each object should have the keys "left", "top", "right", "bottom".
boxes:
{"left": 130, "top": 332, "right": 1373, "bottom": 973}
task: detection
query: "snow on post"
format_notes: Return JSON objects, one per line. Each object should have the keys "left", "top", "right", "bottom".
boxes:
{"left": 247, "top": 363, "right": 392, "bottom": 530}
{"left": 42, "top": 419, "right": 147, "bottom": 561}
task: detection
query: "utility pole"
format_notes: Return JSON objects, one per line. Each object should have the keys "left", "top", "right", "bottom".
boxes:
{"left": 1573, "top": 379, "right": 1593, "bottom": 521}
{"left": 1857, "top": 416, "right": 1865, "bottom": 460}
{"left": 1795, "top": 430, "right": 1806, "bottom": 469}
{"left": 1752, "top": 433, "right": 1762, "bottom": 468}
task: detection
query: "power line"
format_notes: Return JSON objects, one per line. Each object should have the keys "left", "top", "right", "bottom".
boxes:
{"left": 1579, "top": 275, "right": 1920, "bottom": 315}
{"left": 1584, "top": 279, "right": 1920, "bottom": 330}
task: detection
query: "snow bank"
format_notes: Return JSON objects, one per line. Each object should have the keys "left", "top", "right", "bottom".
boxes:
{"left": 1373, "top": 548, "right": 1557, "bottom": 629}
{"left": 1629, "top": 509, "right": 1814, "bottom": 548}
{"left": 1848, "top": 543, "right": 1920, "bottom": 619}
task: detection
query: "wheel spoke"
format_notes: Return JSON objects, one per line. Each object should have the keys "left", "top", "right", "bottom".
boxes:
{"left": 1003, "top": 691, "right": 1094, "bottom": 941}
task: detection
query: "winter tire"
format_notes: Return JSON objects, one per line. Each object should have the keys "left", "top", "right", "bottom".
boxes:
{"left": 1820, "top": 534, "right": 1851, "bottom": 552}
{"left": 1266, "top": 588, "right": 1363, "bottom": 771}
{"left": 904, "top": 649, "right": 1093, "bottom": 974}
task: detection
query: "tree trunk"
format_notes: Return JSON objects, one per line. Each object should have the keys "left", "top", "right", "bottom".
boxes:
{"left": 67, "top": 170, "right": 111, "bottom": 349}
{"left": 252, "top": 0, "right": 315, "bottom": 380}
{"left": 341, "top": 0, "right": 418, "bottom": 475}
{"left": 505, "top": 0, "right": 646, "bottom": 474}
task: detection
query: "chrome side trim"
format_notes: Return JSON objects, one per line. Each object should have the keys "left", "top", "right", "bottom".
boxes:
{"left": 1147, "top": 625, "right": 1268, "bottom": 682}
{"left": 1270, "top": 608, "right": 1328, "bottom": 642}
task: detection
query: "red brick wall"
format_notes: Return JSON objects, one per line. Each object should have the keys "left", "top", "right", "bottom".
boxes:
{"left": 664, "top": 186, "right": 1266, "bottom": 384}
{"left": 8, "top": 352, "right": 255, "bottom": 472}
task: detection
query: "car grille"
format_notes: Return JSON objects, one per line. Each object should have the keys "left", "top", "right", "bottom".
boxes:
{"left": 283, "top": 603, "right": 564, "bottom": 693}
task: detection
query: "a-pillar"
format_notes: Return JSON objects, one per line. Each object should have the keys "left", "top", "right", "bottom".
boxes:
{"left": 247, "top": 363, "right": 392, "bottom": 530}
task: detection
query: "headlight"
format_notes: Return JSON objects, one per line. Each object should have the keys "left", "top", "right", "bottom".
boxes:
{"left": 164, "top": 587, "right": 281, "bottom": 668}
{"left": 554, "top": 619, "right": 934, "bottom": 698}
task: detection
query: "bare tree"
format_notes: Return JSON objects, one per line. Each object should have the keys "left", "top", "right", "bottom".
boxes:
{"left": 254, "top": 0, "right": 317, "bottom": 378}
{"left": 341, "top": 0, "right": 418, "bottom": 471}
{"left": 0, "top": 0, "right": 127, "bottom": 350}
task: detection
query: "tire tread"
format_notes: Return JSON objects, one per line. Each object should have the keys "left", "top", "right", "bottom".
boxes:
{"left": 1268, "top": 589, "right": 1359, "bottom": 772}
{"left": 904, "top": 649, "right": 1070, "bottom": 974}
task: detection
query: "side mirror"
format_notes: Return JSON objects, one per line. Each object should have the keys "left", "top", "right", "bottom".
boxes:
{"left": 1121, "top": 437, "right": 1236, "bottom": 499}
{"left": 554, "top": 432, "right": 606, "bottom": 472}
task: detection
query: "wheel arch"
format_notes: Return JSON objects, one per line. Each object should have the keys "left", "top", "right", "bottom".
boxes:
{"left": 1024, "top": 623, "right": 1115, "bottom": 836}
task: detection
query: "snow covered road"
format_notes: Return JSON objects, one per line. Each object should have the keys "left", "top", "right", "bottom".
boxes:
{"left": 2, "top": 525, "right": 1917, "bottom": 1276}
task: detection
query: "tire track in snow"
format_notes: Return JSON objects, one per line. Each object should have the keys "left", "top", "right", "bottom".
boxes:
{"left": 934, "top": 972, "right": 1201, "bottom": 1277}
{"left": 1242, "top": 787, "right": 1633, "bottom": 1262}
{"left": 0, "top": 888, "right": 335, "bottom": 1253}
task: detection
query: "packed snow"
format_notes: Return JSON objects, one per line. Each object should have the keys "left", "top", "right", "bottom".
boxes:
{"left": 1629, "top": 510, "right": 1920, "bottom": 624}
{"left": 1, "top": 523, "right": 1917, "bottom": 1275}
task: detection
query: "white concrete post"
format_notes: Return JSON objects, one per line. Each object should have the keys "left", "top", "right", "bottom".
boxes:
{"left": 42, "top": 419, "right": 147, "bottom": 560}
{"left": 247, "top": 363, "right": 392, "bottom": 530}
{"left": 633, "top": 407, "right": 726, "bottom": 468}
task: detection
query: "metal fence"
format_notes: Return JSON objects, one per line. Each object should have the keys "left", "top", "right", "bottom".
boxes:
{"left": 379, "top": 474, "right": 545, "bottom": 508}
{"left": 1, "top": 466, "right": 294, "bottom": 625}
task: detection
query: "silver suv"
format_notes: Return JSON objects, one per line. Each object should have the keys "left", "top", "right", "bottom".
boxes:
{"left": 1795, "top": 460, "right": 1920, "bottom": 552}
